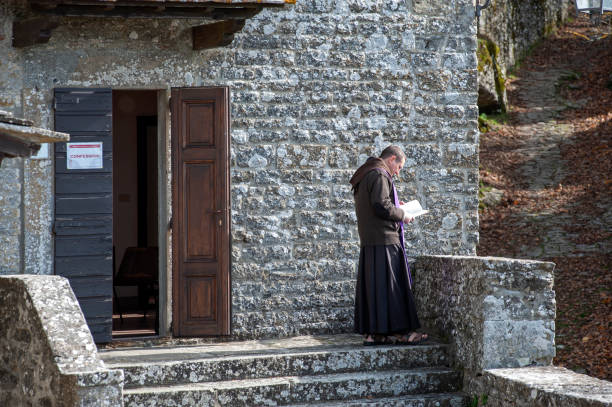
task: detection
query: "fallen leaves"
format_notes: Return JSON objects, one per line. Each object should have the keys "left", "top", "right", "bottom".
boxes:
{"left": 478, "top": 13, "right": 612, "bottom": 381}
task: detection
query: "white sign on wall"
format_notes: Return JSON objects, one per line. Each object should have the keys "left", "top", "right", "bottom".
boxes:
{"left": 67, "top": 142, "right": 103, "bottom": 169}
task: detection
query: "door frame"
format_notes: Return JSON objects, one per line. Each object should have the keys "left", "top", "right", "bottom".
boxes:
{"left": 157, "top": 89, "right": 171, "bottom": 337}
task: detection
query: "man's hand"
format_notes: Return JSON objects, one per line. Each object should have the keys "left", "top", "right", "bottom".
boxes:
{"left": 403, "top": 216, "right": 414, "bottom": 224}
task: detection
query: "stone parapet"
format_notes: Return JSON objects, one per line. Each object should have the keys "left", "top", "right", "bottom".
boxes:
{"left": 0, "top": 275, "right": 123, "bottom": 406}
{"left": 467, "top": 366, "right": 612, "bottom": 406}
{"left": 413, "top": 255, "right": 556, "bottom": 377}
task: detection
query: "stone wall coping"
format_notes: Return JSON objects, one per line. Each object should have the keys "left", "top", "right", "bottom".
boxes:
{"left": 419, "top": 254, "right": 555, "bottom": 267}
{"left": 2, "top": 275, "right": 105, "bottom": 372}
{"left": 0, "top": 275, "right": 123, "bottom": 379}
{"left": 483, "top": 366, "right": 612, "bottom": 406}
{"left": 0, "top": 275, "right": 123, "bottom": 405}
{"left": 0, "top": 121, "right": 69, "bottom": 144}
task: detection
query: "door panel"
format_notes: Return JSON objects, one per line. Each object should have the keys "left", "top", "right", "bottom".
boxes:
{"left": 185, "top": 103, "right": 215, "bottom": 146}
{"left": 54, "top": 88, "right": 113, "bottom": 343}
{"left": 172, "top": 87, "right": 230, "bottom": 336}
{"left": 187, "top": 276, "right": 216, "bottom": 320}
{"left": 185, "top": 161, "right": 215, "bottom": 259}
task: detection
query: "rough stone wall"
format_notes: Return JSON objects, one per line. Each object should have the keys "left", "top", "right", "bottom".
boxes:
{"left": 0, "top": 2, "right": 54, "bottom": 276}
{"left": 0, "top": 275, "right": 123, "bottom": 406}
{"left": 413, "top": 255, "right": 556, "bottom": 380}
{"left": 0, "top": 2, "right": 25, "bottom": 275}
{"left": 0, "top": 157, "right": 22, "bottom": 274}
{"left": 0, "top": 0, "right": 479, "bottom": 338}
{"left": 477, "top": 0, "right": 570, "bottom": 111}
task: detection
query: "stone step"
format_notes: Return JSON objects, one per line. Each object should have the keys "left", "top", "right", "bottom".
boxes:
{"left": 101, "top": 334, "right": 452, "bottom": 388}
{"left": 289, "top": 393, "right": 468, "bottom": 406}
{"left": 123, "top": 368, "right": 463, "bottom": 407}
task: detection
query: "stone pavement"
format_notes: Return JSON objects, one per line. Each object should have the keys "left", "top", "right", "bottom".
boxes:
{"left": 502, "top": 68, "right": 610, "bottom": 259}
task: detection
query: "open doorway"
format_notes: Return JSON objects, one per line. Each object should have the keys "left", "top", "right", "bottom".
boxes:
{"left": 112, "top": 90, "right": 159, "bottom": 339}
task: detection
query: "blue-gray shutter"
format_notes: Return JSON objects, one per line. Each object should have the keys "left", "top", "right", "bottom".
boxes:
{"left": 54, "top": 88, "right": 113, "bottom": 343}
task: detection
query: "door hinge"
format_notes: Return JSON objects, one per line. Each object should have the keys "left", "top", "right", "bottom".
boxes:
{"left": 168, "top": 216, "right": 173, "bottom": 230}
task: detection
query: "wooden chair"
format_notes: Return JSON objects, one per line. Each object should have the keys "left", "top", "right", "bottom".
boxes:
{"left": 113, "top": 247, "right": 158, "bottom": 322}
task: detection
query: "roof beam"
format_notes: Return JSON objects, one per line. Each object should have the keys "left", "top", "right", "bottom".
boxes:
{"left": 192, "top": 19, "right": 246, "bottom": 50}
{"left": 12, "top": 16, "right": 60, "bottom": 48}
{"left": 28, "top": 3, "right": 266, "bottom": 19}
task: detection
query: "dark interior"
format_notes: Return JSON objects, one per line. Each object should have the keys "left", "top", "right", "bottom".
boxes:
{"left": 111, "top": 90, "right": 159, "bottom": 339}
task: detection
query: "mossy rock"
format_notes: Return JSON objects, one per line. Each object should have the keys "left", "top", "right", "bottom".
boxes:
{"left": 477, "top": 35, "right": 506, "bottom": 113}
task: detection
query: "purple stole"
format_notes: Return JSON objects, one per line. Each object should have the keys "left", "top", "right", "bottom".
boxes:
{"left": 375, "top": 168, "right": 414, "bottom": 289}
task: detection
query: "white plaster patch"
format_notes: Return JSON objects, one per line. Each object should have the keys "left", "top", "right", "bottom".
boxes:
{"left": 247, "top": 154, "right": 267, "bottom": 168}
{"left": 402, "top": 32, "right": 415, "bottom": 49}
{"left": 347, "top": 106, "right": 361, "bottom": 119}
{"left": 278, "top": 185, "right": 296, "bottom": 197}
{"left": 365, "top": 34, "right": 389, "bottom": 51}
{"left": 263, "top": 24, "right": 275, "bottom": 35}
{"left": 232, "top": 130, "right": 248, "bottom": 144}
{"left": 334, "top": 0, "right": 349, "bottom": 14}
{"left": 373, "top": 135, "right": 386, "bottom": 153}
{"left": 366, "top": 116, "right": 387, "bottom": 130}
{"left": 261, "top": 92, "right": 274, "bottom": 102}
{"left": 441, "top": 213, "right": 459, "bottom": 229}
{"left": 333, "top": 118, "right": 349, "bottom": 131}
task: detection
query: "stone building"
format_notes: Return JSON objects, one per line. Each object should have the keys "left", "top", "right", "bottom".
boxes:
{"left": 0, "top": 0, "right": 479, "bottom": 343}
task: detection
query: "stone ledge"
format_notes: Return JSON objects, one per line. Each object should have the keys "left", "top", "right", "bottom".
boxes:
{"left": 469, "top": 366, "right": 612, "bottom": 407}
{"left": 0, "top": 120, "right": 69, "bottom": 144}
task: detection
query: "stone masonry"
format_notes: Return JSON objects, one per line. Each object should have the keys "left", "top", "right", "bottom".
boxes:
{"left": 414, "top": 256, "right": 556, "bottom": 378}
{"left": 0, "top": 0, "right": 479, "bottom": 338}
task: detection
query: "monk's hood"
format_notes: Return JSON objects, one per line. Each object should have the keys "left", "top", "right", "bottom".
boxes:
{"left": 349, "top": 157, "right": 392, "bottom": 190}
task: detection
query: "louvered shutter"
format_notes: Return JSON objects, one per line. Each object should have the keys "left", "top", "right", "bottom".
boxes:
{"left": 54, "top": 88, "right": 113, "bottom": 343}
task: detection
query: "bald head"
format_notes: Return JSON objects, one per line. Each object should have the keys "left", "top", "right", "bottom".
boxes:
{"left": 379, "top": 145, "right": 405, "bottom": 162}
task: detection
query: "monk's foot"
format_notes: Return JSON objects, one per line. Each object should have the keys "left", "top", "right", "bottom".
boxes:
{"left": 389, "top": 332, "right": 428, "bottom": 346}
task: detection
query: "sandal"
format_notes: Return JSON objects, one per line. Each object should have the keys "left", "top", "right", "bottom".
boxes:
{"left": 389, "top": 332, "right": 428, "bottom": 346}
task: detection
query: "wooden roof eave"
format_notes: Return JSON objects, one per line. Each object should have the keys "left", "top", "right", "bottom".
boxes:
{"left": 27, "top": 0, "right": 291, "bottom": 19}
{"left": 16, "top": 0, "right": 294, "bottom": 49}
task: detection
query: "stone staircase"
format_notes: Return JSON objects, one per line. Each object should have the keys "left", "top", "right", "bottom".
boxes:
{"left": 99, "top": 334, "right": 467, "bottom": 406}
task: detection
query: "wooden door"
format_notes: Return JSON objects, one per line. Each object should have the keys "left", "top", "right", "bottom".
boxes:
{"left": 54, "top": 88, "right": 113, "bottom": 343}
{"left": 171, "top": 87, "right": 230, "bottom": 336}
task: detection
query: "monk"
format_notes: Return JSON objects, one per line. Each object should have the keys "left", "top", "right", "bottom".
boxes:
{"left": 349, "top": 145, "right": 427, "bottom": 345}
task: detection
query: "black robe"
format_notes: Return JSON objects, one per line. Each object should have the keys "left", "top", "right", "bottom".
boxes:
{"left": 351, "top": 159, "right": 421, "bottom": 335}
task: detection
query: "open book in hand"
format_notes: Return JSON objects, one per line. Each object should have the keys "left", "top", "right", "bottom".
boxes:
{"left": 399, "top": 200, "right": 429, "bottom": 218}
